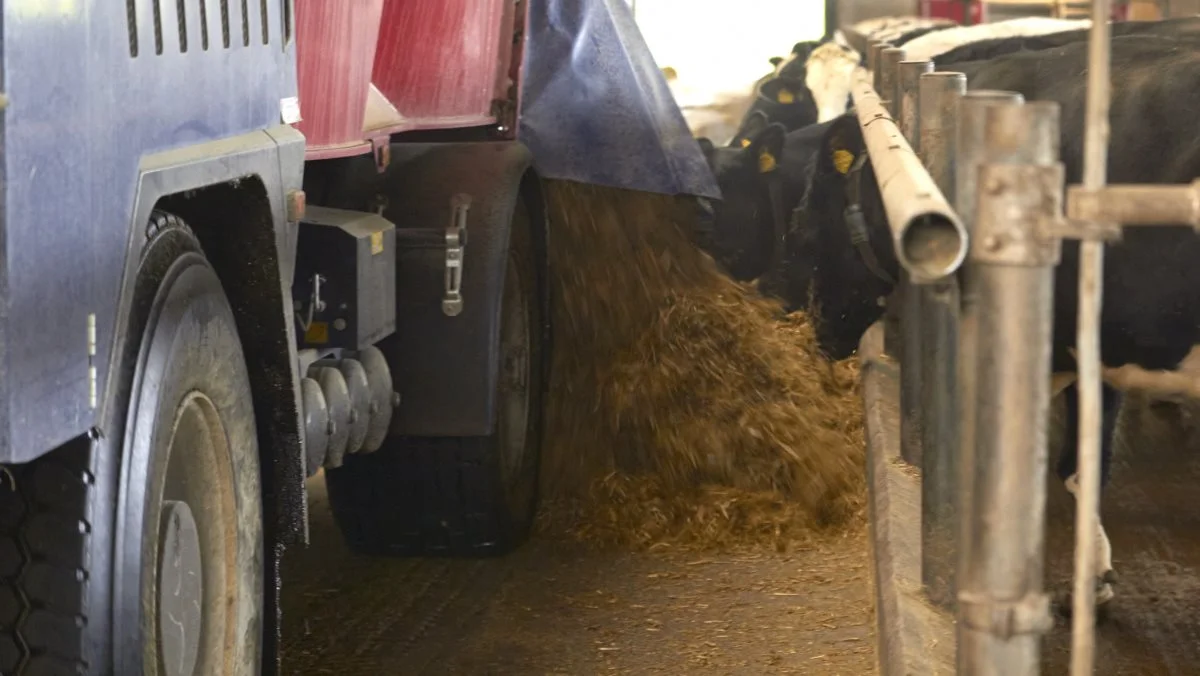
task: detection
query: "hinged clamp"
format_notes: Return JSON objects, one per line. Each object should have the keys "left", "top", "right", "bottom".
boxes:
{"left": 443, "top": 194, "right": 471, "bottom": 316}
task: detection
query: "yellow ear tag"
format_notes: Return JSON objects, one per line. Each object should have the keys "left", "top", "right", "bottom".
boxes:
{"left": 758, "top": 149, "right": 777, "bottom": 174}
{"left": 777, "top": 88, "right": 796, "bottom": 104}
{"left": 740, "top": 137, "right": 752, "bottom": 148}
{"left": 833, "top": 149, "right": 855, "bottom": 175}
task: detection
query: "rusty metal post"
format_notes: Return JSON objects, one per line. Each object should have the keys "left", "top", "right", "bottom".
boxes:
{"left": 959, "top": 100, "right": 1062, "bottom": 676}
{"left": 879, "top": 47, "right": 905, "bottom": 110}
{"left": 916, "top": 70, "right": 967, "bottom": 611}
{"left": 894, "top": 58, "right": 934, "bottom": 472}
{"left": 870, "top": 43, "right": 892, "bottom": 91}
{"left": 898, "top": 61, "right": 934, "bottom": 152}
{"left": 953, "top": 89, "right": 1024, "bottom": 627}
{"left": 953, "top": 89, "right": 1026, "bottom": 674}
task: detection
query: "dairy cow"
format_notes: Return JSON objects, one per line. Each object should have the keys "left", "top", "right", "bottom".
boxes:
{"left": 901, "top": 16, "right": 1091, "bottom": 62}
{"left": 697, "top": 113, "right": 830, "bottom": 286}
{"left": 793, "top": 36, "right": 1200, "bottom": 608}
{"left": 932, "top": 15, "right": 1200, "bottom": 65}
{"left": 738, "top": 20, "right": 957, "bottom": 137}
{"left": 741, "top": 17, "right": 1109, "bottom": 141}
{"left": 729, "top": 40, "right": 839, "bottom": 145}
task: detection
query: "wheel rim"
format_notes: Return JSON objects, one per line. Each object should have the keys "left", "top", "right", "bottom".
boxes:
{"left": 155, "top": 392, "right": 239, "bottom": 676}
{"left": 497, "top": 253, "right": 532, "bottom": 494}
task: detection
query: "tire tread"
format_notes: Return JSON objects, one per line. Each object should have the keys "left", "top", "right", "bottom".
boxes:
{"left": 0, "top": 442, "right": 94, "bottom": 675}
{"left": 327, "top": 436, "right": 518, "bottom": 557}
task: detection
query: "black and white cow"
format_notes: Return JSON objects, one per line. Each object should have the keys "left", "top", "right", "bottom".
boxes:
{"left": 729, "top": 40, "right": 842, "bottom": 145}
{"left": 900, "top": 16, "right": 1090, "bottom": 62}
{"left": 750, "top": 22, "right": 958, "bottom": 135}
{"left": 931, "top": 14, "right": 1200, "bottom": 65}
{"left": 697, "top": 113, "right": 831, "bottom": 286}
{"left": 848, "top": 16, "right": 957, "bottom": 47}
{"left": 793, "top": 36, "right": 1200, "bottom": 607}
{"left": 730, "top": 17, "right": 1091, "bottom": 143}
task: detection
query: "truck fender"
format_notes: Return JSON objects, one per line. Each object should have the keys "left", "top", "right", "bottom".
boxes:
{"left": 374, "top": 140, "right": 548, "bottom": 437}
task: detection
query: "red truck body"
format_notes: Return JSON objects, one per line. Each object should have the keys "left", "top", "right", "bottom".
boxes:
{"left": 295, "top": 0, "right": 520, "bottom": 159}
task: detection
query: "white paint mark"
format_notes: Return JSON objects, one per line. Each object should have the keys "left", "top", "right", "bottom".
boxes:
{"left": 87, "top": 313, "right": 96, "bottom": 409}
{"left": 280, "top": 96, "right": 302, "bottom": 125}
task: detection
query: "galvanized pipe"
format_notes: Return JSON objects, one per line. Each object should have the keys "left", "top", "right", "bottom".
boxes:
{"left": 898, "top": 61, "right": 934, "bottom": 152}
{"left": 895, "top": 59, "right": 934, "bottom": 472}
{"left": 1067, "top": 180, "right": 1200, "bottom": 226}
{"left": 879, "top": 48, "right": 906, "bottom": 110}
{"left": 849, "top": 70, "right": 968, "bottom": 283}
{"left": 959, "top": 100, "right": 1061, "bottom": 676}
{"left": 1072, "top": 0, "right": 1113, "bottom": 671}
{"left": 916, "top": 70, "right": 967, "bottom": 612}
{"left": 920, "top": 73, "right": 968, "bottom": 197}
{"left": 952, "top": 89, "right": 1026, "bottom": 675}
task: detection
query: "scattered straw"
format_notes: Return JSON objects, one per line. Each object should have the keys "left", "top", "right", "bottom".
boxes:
{"left": 535, "top": 180, "right": 865, "bottom": 552}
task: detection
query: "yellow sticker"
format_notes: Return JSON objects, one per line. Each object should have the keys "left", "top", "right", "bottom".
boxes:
{"left": 758, "top": 149, "right": 777, "bottom": 174}
{"left": 305, "top": 321, "right": 329, "bottom": 345}
{"left": 370, "top": 230, "right": 384, "bottom": 255}
{"left": 777, "top": 89, "right": 796, "bottom": 104}
{"left": 740, "top": 138, "right": 752, "bottom": 148}
{"left": 833, "top": 149, "right": 855, "bottom": 175}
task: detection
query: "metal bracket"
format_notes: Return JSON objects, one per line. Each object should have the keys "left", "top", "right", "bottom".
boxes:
{"left": 958, "top": 591, "right": 1055, "bottom": 640}
{"left": 369, "top": 194, "right": 388, "bottom": 217}
{"left": 369, "top": 136, "right": 391, "bottom": 174}
{"left": 1065, "top": 180, "right": 1200, "bottom": 229}
{"left": 442, "top": 194, "right": 471, "bottom": 317}
{"left": 972, "top": 162, "right": 1065, "bottom": 266}
{"left": 1043, "top": 216, "right": 1123, "bottom": 242}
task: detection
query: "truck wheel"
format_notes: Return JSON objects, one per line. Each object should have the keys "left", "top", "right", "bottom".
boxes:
{"left": 326, "top": 198, "right": 545, "bottom": 557}
{"left": 0, "top": 216, "right": 263, "bottom": 675}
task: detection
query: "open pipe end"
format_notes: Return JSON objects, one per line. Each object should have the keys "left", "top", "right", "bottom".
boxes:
{"left": 899, "top": 213, "right": 967, "bottom": 282}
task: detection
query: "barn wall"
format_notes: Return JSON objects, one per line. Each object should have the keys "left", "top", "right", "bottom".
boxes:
{"left": 630, "top": 0, "right": 826, "bottom": 93}
{"left": 836, "top": 0, "right": 921, "bottom": 28}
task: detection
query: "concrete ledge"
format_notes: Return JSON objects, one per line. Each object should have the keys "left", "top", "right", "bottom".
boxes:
{"left": 859, "top": 322, "right": 956, "bottom": 676}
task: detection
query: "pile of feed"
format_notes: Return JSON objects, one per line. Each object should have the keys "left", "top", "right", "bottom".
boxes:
{"left": 536, "top": 180, "right": 866, "bottom": 552}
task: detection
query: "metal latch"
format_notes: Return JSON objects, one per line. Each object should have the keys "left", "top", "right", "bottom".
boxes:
{"left": 443, "top": 194, "right": 471, "bottom": 316}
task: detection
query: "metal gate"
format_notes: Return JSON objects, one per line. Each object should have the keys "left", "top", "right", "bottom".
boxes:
{"left": 859, "top": 3, "right": 1200, "bottom": 672}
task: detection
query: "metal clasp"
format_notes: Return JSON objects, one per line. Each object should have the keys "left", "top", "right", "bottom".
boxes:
{"left": 958, "top": 591, "right": 1054, "bottom": 640}
{"left": 443, "top": 194, "right": 471, "bottom": 316}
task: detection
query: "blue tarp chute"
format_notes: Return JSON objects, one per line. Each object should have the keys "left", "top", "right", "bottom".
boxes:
{"left": 518, "top": 0, "right": 721, "bottom": 200}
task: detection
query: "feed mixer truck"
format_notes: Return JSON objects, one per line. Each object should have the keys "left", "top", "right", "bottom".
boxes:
{"left": 0, "top": 0, "right": 717, "bottom": 673}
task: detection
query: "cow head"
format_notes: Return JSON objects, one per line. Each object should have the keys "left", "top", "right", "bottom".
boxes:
{"left": 793, "top": 113, "right": 898, "bottom": 360}
{"left": 802, "top": 41, "right": 861, "bottom": 124}
{"left": 731, "top": 76, "right": 818, "bottom": 143}
{"left": 695, "top": 118, "right": 789, "bottom": 282}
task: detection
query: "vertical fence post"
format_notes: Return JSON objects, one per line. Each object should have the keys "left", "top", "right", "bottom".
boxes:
{"left": 898, "top": 61, "right": 934, "bottom": 153}
{"left": 879, "top": 48, "right": 906, "bottom": 110}
{"left": 917, "top": 70, "right": 967, "bottom": 611}
{"left": 953, "top": 91, "right": 1025, "bottom": 656}
{"left": 958, "top": 100, "right": 1061, "bottom": 676}
{"left": 1071, "top": 2, "right": 1112, "bottom": 673}
{"left": 880, "top": 49, "right": 921, "bottom": 471}
{"left": 873, "top": 43, "right": 899, "bottom": 357}
{"left": 870, "top": 43, "right": 893, "bottom": 92}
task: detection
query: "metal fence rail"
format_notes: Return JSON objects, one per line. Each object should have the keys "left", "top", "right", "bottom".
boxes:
{"left": 860, "top": 10, "right": 1200, "bottom": 672}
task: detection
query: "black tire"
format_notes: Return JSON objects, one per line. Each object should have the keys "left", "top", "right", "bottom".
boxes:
{"left": 326, "top": 197, "right": 546, "bottom": 557}
{"left": 0, "top": 213, "right": 263, "bottom": 675}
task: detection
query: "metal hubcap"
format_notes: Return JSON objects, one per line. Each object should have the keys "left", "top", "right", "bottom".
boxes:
{"left": 158, "top": 500, "right": 203, "bottom": 676}
{"left": 154, "top": 393, "right": 237, "bottom": 676}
